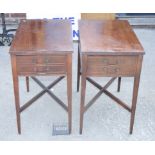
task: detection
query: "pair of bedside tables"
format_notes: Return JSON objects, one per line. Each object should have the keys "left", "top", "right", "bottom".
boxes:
{"left": 9, "top": 19, "right": 144, "bottom": 134}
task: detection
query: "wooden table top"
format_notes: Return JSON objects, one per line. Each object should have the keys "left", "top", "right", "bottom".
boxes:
{"left": 10, "top": 19, "right": 73, "bottom": 55}
{"left": 79, "top": 20, "right": 144, "bottom": 55}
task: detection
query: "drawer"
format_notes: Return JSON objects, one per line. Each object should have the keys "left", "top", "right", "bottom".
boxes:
{"left": 16, "top": 55, "right": 66, "bottom": 65}
{"left": 16, "top": 55, "right": 37, "bottom": 64}
{"left": 87, "top": 55, "right": 138, "bottom": 76}
{"left": 17, "top": 64, "right": 66, "bottom": 75}
{"left": 16, "top": 55, "right": 67, "bottom": 75}
{"left": 17, "top": 64, "right": 36, "bottom": 75}
{"left": 37, "top": 55, "right": 66, "bottom": 65}
{"left": 36, "top": 65, "right": 66, "bottom": 75}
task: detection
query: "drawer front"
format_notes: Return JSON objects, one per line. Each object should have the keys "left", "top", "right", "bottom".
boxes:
{"left": 36, "top": 65, "right": 66, "bottom": 75}
{"left": 17, "top": 64, "right": 66, "bottom": 75}
{"left": 16, "top": 55, "right": 66, "bottom": 65}
{"left": 37, "top": 55, "right": 66, "bottom": 65}
{"left": 17, "top": 64, "right": 36, "bottom": 75}
{"left": 16, "top": 55, "right": 37, "bottom": 64}
{"left": 87, "top": 56, "right": 138, "bottom": 76}
{"left": 16, "top": 55, "right": 67, "bottom": 75}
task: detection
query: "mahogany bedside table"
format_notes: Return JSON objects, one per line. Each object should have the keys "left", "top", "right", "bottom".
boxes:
{"left": 78, "top": 20, "right": 145, "bottom": 134}
{"left": 9, "top": 19, "right": 73, "bottom": 134}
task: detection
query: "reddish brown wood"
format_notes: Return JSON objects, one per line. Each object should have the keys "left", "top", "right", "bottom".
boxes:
{"left": 130, "top": 55, "right": 143, "bottom": 134}
{"left": 86, "top": 55, "right": 138, "bottom": 76}
{"left": 11, "top": 55, "right": 21, "bottom": 134}
{"left": 66, "top": 54, "right": 72, "bottom": 134}
{"left": 80, "top": 55, "right": 87, "bottom": 134}
{"left": 79, "top": 20, "right": 144, "bottom": 55}
{"left": 10, "top": 19, "right": 73, "bottom": 55}
{"left": 79, "top": 20, "right": 144, "bottom": 134}
{"left": 10, "top": 19, "right": 73, "bottom": 134}
{"left": 77, "top": 43, "right": 81, "bottom": 92}
{"left": 77, "top": 14, "right": 121, "bottom": 93}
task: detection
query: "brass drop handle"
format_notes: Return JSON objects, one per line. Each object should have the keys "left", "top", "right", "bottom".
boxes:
{"left": 102, "top": 58, "right": 119, "bottom": 65}
{"left": 102, "top": 67, "right": 107, "bottom": 72}
{"left": 38, "top": 72, "right": 46, "bottom": 75}
{"left": 102, "top": 59, "right": 108, "bottom": 64}
{"left": 102, "top": 67, "right": 120, "bottom": 74}
{"left": 46, "top": 67, "right": 49, "bottom": 71}
{"left": 114, "top": 68, "right": 120, "bottom": 73}
{"left": 32, "top": 57, "right": 36, "bottom": 63}
{"left": 110, "top": 68, "right": 120, "bottom": 74}
{"left": 33, "top": 67, "right": 37, "bottom": 72}
{"left": 108, "top": 60, "right": 119, "bottom": 65}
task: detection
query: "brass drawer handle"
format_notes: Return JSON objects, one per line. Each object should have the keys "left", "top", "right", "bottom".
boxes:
{"left": 46, "top": 67, "right": 50, "bottom": 71}
{"left": 32, "top": 58, "right": 37, "bottom": 63}
{"left": 44, "top": 58, "right": 49, "bottom": 63}
{"left": 36, "top": 67, "right": 50, "bottom": 72}
{"left": 102, "top": 59, "right": 119, "bottom": 65}
{"left": 108, "top": 60, "right": 119, "bottom": 65}
{"left": 113, "top": 68, "right": 120, "bottom": 73}
{"left": 35, "top": 67, "right": 48, "bottom": 74}
{"left": 33, "top": 67, "right": 37, "bottom": 72}
{"left": 102, "top": 59, "right": 108, "bottom": 64}
{"left": 102, "top": 67, "right": 107, "bottom": 72}
{"left": 38, "top": 72, "right": 46, "bottom": 75}
{"left": 102, "top": 67, "right": 120, "bottom": 74}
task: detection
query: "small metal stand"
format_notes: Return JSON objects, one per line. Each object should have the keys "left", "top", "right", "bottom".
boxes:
{"left": 0, "top": 13, "right": 16, "bottom": 46}
{"left": 52, "top": 123, "right": 69, "bottom": 136}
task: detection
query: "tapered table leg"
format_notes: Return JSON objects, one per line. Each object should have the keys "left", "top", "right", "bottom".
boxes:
{"left": 130, "top": 76, "right": 140, "bottom": 134}
{"left": 77, "top": 43, "right": 81, "bottom": 92}
{"left": 80, "top": 55, "right": 87, "bottom": 134}
{"left": 67, "top": 54, "right": 72, "bottom": 134}
{"left": 11, "top": 56, "right": 21, "bottom": 134}
{"left": 130, "top": 56, "right": 143, "bottom": 134}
